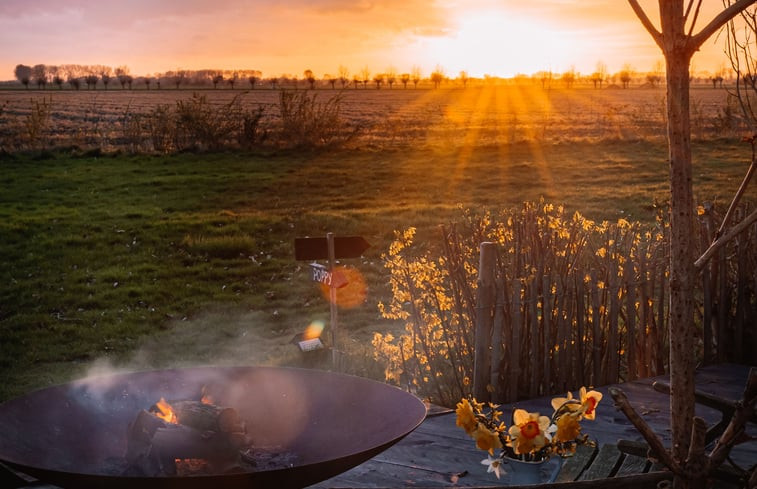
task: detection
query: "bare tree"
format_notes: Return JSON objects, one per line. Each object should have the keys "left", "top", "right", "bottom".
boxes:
{"left": 32, "top": 64, "right": 47, "bottom": 89}
{"left": 248, "top": 70, "right": 261, "bottom": 89}
{"left": 620, "top": 2, "right": 757, "bottom": 488}
{"left": 430, "top": 65, "right": 445, "bottom": 89}
{"left": 225, "top": 71, "right": 238, "bottom": 89}
{"left": 372, "top": 73, "right": 384, "bottom": 89}
{"left": 725, "top": 3, "right": 757, "bottom": 128}
{"left": 115, "top": 66, "right": 131, "bottom": 89}
{"left": 561, "top": 68, "right": 576, "bottom": 88}
{"left": 537, "top": 70, "right": 553, "bottom": 89}
{"left": 51, "top": 66, "right": 64, "bottom": 90}
{"left": 338, "top": 65, "right": 350, "bottom": 88}
{"left": 360, "top": 66, "right": 371, "bottom": 89}
{"left": 98, "top": 66, "right": 113, "bottom": 90}
{"left": 304, "top": 69, "right": 316, "bottom": 89}
{"left": 14, "top": 64, "right": 32, "bottom": 89}
{"left": 618, "top": 63, "right": 634, "bottom": 88}
{"left": 400, "top": 73, "right": 410, "bottom": 89}
{"left": 411, "top": 66, "right": 422, "bottom": 88}
{"left": 590, "top": 61, "right": 607, "bottom": 88}
{"left": 385, "top": 67, "right": 397, "bottom": 89}
{"left": 212, "top": 73, "right": 224, "bottom": 89}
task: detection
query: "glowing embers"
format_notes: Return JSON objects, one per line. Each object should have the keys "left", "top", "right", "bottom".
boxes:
{"left": 124, "top": 389, "right": 297, "bottom": 476}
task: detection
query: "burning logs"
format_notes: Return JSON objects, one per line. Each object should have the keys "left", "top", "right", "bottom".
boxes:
{"left": 165, "top": 400, "right": 245, "bottom": 434}
{"left": 125, "top": 398, "right": 251, "bottom": 476}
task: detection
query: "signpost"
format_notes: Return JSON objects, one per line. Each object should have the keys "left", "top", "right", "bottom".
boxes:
{"left": 294, "top": 233, "right": 370, "bottom": 369}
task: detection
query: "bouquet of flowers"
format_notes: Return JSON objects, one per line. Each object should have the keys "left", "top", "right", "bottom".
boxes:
{"left": 455, "top": 387, "right": 602, "bottom": 479}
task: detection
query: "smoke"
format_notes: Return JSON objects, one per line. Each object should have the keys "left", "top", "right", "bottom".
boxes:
{"left": 80, "top": 308, "right": 306, "bottom": 385}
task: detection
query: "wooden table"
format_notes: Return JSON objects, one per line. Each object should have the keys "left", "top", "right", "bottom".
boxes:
{"left": 311, "top": 363, "right": 754, "bottom": 487}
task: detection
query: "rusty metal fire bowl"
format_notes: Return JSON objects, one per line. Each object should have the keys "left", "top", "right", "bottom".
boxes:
{"left": 0, "top": 366, "right": 426, "bottom": 488}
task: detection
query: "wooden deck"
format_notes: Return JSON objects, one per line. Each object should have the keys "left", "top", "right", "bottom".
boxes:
{"left": 3, "top": 363, "right": 753, "bottom": 488}
{"left": 310, "top": 363, "right": 756, "bottom": 488}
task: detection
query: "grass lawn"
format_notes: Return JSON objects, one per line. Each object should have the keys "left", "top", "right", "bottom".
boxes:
{"left": 0, "top": 139, "right": 754, "bottom": 400}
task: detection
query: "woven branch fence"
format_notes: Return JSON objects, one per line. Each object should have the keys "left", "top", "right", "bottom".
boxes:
{"left": 374, "top": 202, "right": 756, "bottom": 407}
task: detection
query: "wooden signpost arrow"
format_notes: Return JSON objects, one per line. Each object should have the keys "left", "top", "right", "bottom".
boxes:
{"left": 294, "top": 233, "right": 370, "bottom": 369}
{"left": 294, "top": 235, "right": 371, "bottom": 261}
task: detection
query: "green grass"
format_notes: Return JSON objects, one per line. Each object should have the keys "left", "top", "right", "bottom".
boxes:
{"left": 0, "top": 140, "right": 754, "bottom": 400}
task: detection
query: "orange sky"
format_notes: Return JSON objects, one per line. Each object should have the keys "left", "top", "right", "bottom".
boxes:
{"left": 0, "top": 1, "right": 741, "bottom": 82}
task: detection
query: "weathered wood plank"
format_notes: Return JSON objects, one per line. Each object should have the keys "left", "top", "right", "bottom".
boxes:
{"left": 615, "top": 453, "right": 649, "bottom": 476}
{"left": 578, "top": 444, "right": 622, "bottom": 480}
{"left": 554, "top": 444, "right": 597, "bottom": 482}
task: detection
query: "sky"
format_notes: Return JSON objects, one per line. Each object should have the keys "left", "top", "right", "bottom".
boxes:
{"left": 0, "top": 0, "right": 741, "bottom": 82}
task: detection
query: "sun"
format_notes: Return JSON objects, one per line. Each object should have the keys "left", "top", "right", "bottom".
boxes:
{"left": 422, "top": 9, "right": 579, "bottom": 78}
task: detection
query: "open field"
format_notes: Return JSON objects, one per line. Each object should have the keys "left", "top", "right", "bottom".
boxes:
{"left": 0, "top": 86, "right": 755, "bottom": 402}
{"left": 0, "top": 85, "right": 746, "bottom": 152}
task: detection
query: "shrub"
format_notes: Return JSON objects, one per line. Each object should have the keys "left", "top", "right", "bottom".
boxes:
{"left": 24, "top": 97, "right": 53, "bottom": 149}
{"left": 277, "top": 90, "right": 358, "bottom": 148}
{"left": 373, "top": 202, "right": 669, "bottom": 406}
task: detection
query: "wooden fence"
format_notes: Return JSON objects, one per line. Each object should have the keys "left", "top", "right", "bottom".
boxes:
{"left": 469, "top": 206, "right": 756, "bottom": 403}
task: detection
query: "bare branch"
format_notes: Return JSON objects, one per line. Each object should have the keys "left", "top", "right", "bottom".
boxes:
{"left": 627, "top": 0, "right": 663, "bottom": 49}
{"left": 609, "top": 386, "right": 684, "bottom": 475}
{"left": 716, "top": 142, "right": 756, "bottom": 237}
{"left": 695, "top": 207, "right": 757, "bottom": 269}
{"left": 686, "top": 1, "right": 703, "bottom": 38}
{"left": 708, "top": 368, "right": 757, "bottom": 469}
{"left": 690, "top": 0, "right": 757, "bottom": 51}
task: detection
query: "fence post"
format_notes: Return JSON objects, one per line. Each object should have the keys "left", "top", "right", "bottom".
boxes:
{"left": 490, "top": 276, "right": 505, "bottom": 403}
{"left": 509, "top": 278, "right": 523, "bottom": 402}
{"left": 474, "top": 242, "right": 496, "bottom": 401}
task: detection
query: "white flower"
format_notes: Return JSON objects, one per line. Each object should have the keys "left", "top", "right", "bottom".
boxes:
{"left": 545, "top": 422, "right": 557, "bottom": 441}
{"left": 481, "top": 455, "right": 503, "bottom": 479}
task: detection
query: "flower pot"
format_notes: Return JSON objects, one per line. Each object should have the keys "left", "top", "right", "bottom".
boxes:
{"left": 503, "top": 455, "right": 563, "bottom": 485}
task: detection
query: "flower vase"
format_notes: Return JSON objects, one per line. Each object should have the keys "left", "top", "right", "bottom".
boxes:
{"left": 503, "top": 455, "right": 563, "bottom": 485}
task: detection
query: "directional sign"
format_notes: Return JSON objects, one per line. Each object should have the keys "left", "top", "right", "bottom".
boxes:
{"left": 309, "top": 263, "right": 348, "bottom": 288}
{"left": 294, "top": 236, "right": 370, "bottom": 261}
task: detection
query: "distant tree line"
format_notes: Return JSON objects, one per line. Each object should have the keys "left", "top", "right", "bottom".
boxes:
{"left": 11, "top": 62, "right": 740, "bottom": 91}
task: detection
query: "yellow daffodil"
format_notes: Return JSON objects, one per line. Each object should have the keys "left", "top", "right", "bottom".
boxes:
{"left": 474, "top": 422, "right": 503, "bottom": 455}
{"left": 554, "top": 412, "right": 582, "bottom": 442}
{"left": 551, "top": 390, "right": 582, "bottom": 413}
{"left": 507, "top": 409, "right": 551, "bottom": 455}
{"left": 579, "top": 387, "right": 602, "bottom": 420}
{"left": 455, "top": 398, "right": 478, "bottom": 435}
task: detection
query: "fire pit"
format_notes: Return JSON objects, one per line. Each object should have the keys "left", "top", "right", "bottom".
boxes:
{"left": 0, "top": 366, "right": 426, "bottom": 488}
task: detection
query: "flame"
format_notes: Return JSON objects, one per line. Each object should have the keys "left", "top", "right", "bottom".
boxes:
{"left": 200, "top": 385, "right": 213, "bottom": 405}
{"left": 155, "top": 397, "right": 178, "bottom": 424}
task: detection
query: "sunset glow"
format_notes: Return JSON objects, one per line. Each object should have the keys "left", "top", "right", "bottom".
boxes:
{"left": 0, "top": 1, "right": 737, "bottom": 82}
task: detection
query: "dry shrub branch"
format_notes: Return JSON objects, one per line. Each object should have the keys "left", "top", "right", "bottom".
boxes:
{"left": 374, "top": 201, "right": 756, "bottom": 407}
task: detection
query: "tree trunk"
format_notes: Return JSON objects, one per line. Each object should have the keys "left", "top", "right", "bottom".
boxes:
{"left": 663, "top": 39, "right": 696, "bottom": 473}
{"left": 660, "top": 3, "right": 698, "bottom": 485}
